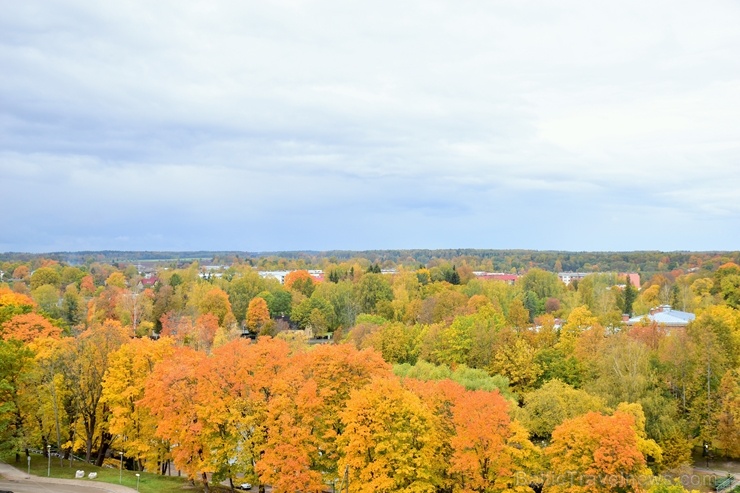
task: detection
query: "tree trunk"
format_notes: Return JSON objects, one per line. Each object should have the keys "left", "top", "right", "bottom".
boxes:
{"left": 201, "top": 471, "right": 210, "bottom": 493}
{"left": 95, "top": 431, "right": 112, "bottom": 466}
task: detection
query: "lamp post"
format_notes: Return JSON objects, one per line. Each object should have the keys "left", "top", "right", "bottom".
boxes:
{"left": 119, "top": 451, "right": 124, "bottom": 483}
{"left": 135, "top": 473, "right": 140, "bottom": 492}
{"left": 46, "top": 445, "right": 51, "bottom": 477}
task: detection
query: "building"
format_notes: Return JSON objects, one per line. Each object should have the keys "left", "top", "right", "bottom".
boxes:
{"left": 258, "top": 270, "right": 324, "bottom": 284}
{"left": 558, "top": 272, "right": 640, "bottom": 289}
{"left": 473, "top": 272, "right": 520, "bottom": 285}
{"left": 626, "top": 305, "right": 695, "bottom": 328}
{"left": 558, "top": 272, "right": 589, "bottom": 285}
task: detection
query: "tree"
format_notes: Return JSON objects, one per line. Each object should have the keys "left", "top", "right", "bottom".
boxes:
{"left": 31, "top": 284, "right": 61, "bottom": 318}
{"left": 258, "top": 344, "right": 390, "bottom": 491}
{"left": 623, "top": 276, "right": 637, "bottom": 316}
{"left": 101, "top": 337, "right": 175, "bottom": 472}
{"left": 356, "top": 273, "right": 393, "bottom": 314}
{"left": 714, "top": 369, "right": 740, "bottom": 458}
{"left": 284, "top": 270, "right": 315, "bottom": 297}
{"left": 199, "top": 287, "right": 235, "bottom": 327}
{"left": 507, "top": 298, "right": 530, "bottom": 330}
{"left": 338, "top": 377, "right": 442, "bottom": 493}
{"left": 30, "top": 267, "right": 61, "bottom": 290}
{"left": 520, "top": 380, "right": 607, "bottom": 440}
{"left": 12, "top": 265, "right": 30, "bottom": 281}
{"left": 0, "top": 288, "right": 35, "bottom": 325}
{"left": 291, "top": 294, "right": 334, "bottom": 333}
{"left": 363, "top": 322, "right": 421, "bottom": 365}
{"left": 1, "top": 313, "right": 61, "bottom": 343}
{"left": 227, "top": 271, "right": 267, "bottom": 324}
{"left": 142, "top": 346, "right": 212, "bottom": 490}
{"left": 265, "top": 289, "right": 292, "bottom": 318}
{"left": 448, "top": 387, "right": 533, "bottom": 493}
{"left": 546, "top": 411, "right": 650, "bottom": 493}
{"left": 490, "top": 339, "right": 542, "bottom": 393}
{"left": 62, "top": 320, "right": 131, "bottom": 463}
{"left": 105, "top": 271, "right": 127, "bottom": 289}
{"left": 0, "top": 339, "right": 37, "bottom": 462}
{"left": 247, "top": 297, "right": 270, "bottom": 332}
{"left": 558, "top": 305, "right": 598, "bottom": 354}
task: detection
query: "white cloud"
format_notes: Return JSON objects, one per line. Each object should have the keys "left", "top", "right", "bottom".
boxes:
{"left": 1, "top": 0, "right": 739, "bottom": 251}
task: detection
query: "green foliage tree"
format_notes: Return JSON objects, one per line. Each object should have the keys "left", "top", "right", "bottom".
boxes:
{"left": 30, "top": 267, "right": 61, "bottom": 290}
{"left": 356, "top": 273, "right": 393, "bottom": 314}
{"left": 520, "top": 379, "right": 607, "bottom": 439}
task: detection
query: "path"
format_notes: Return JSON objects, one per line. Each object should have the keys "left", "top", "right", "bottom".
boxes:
{"left": 0, "top": 461, "right": 138, "bottom": 493}
{"left": 692, "top": 466, "right": 739, "bottom": 492}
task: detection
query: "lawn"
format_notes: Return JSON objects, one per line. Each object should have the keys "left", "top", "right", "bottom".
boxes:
{"left": 3, "top": 453, "right": 196, "bottom": 493}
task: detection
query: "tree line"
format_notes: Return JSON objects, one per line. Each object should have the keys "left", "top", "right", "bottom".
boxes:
{"left": 1, "top": 255, "right": 740, "bottom": 492}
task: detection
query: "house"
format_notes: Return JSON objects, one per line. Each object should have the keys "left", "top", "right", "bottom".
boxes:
{"left": 258, "top": 270, "right": 325, "bottom": 284}
{"left": 626, "top": 305, "right": 695, "bottom": 328}
{"left": 473, "top": 272, "right": 520, "bottom": 285}
{"left": 558, "top": 272, "right": 588, "bottom": 285}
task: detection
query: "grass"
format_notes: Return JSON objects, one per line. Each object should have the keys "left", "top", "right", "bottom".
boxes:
{"left": 3, "top": 453, "right": 196, "bottom": 493}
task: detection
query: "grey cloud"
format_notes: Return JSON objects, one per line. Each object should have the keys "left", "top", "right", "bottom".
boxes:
{"left": 1, "top": 0, "right": 739, "bottom": 251}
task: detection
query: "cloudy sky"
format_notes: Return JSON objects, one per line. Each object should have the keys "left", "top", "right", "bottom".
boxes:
{"left": 2, "top": 1, "right": 739, "bottom": 253}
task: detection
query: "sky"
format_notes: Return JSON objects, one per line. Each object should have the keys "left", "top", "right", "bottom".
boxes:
{"left": 1, "top": 0, "right": 739, "bottom": 253}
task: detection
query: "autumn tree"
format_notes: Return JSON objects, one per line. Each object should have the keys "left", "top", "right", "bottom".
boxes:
{"left": 520, "top": 380, "right": 607, "bottom": 440}
{"left": 259, "top": 345, "right": 390, "bottom": 491}
{"left": 142, "top": 346, "right": 212, "bottom": 489}
{"left": 101, "top": 337, "right": 175, "bottom": 472}
{"left": 199, "top": 287, "right": 236, "bottom": 327}
{"left": 30, "top": 266, "right": 61, "bottom": 290}
{"left": 338, "top": 377, "right": 442, "bottom": 493}
{"left": 1, "top": 312, "right": 62, "bottom": 343}
{"left": 0, "top": 288, "right": 35, "bottom": 325}
{"left": 546, "top": 411, "right": 651, "bottom": 493}
{"left": 714, "top": 369, "right": 740, "bottom": 458}
{"left": 447, "top": 386, "right": 537, "bottom": 492}
{"left": 247, "top": 297, "right": 271, "bottom": 332}
{"left": 61, "top": 320, "right": 130, "bottom": 463}
{"left": 0, "top": 339, "right": 37, "bottom": 462}
{"left": 284, "top": 270, "right": 316, "bottom": 297}
{"left": 557, "top": 305, "right": 598, "bottom": 355}
{"left": 490, "top": 339, "right": 542, "bottom": 393}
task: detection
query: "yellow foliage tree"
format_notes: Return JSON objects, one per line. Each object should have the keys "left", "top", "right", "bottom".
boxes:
{"left": 339, "top": 377, "right": 442, "bottom": 493}
{"left": 246, "top": 297, "right": 270, "bottom": 332}
{"left": 102, "top": 337, "right": 175, "bottom": 472}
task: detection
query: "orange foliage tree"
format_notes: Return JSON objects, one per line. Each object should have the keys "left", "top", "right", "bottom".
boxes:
{"left": 142, "top": 346, "right": 210, "bottom": 488}
{"left": 0, "top": 288, "right": 35, "bottom": 324}
{"left": 284, "top": 270, "right": 315, "bottom": 297}
{"left": 142, "top": 338, "right": 292, "bottom": 492}
{"left": 545, "top": 411, "right": 650, "bottom": 493}
{"left": 1, "top": 313, "right": 61, "bottom": 343}
{"left": 258, "top": 345, "right": 390, "bottom": 491}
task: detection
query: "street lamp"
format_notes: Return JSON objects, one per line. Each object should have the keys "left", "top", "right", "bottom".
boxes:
{"left": 135, "top": 473, "right": 140, "bottom": 492}
{"left": 47, "top": 445, "right": 51, "bottom": 477}
{"left": 119, "top": 451, "right": 124, "bottom": 484}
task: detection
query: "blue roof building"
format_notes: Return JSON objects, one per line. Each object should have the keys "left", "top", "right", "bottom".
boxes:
{"left": 627, "top": 305, "right": 695, "bottom": 328}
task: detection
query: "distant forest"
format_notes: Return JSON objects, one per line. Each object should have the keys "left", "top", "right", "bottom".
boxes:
{"left": 2, "top": 249, "right": 739, "bottom": 278}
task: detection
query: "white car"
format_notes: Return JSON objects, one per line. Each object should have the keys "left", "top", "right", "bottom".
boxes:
{"left": 237, "top": 483, "right": 252, "bottom": 491}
